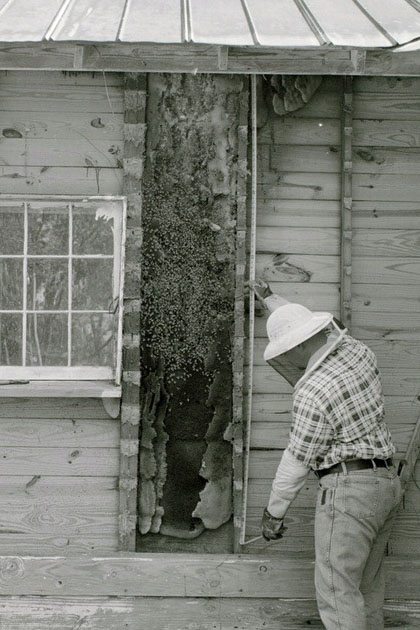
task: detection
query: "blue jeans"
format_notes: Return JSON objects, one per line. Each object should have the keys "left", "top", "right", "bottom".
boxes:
{"left": 314, "top": 464, "right": 402, "bottom": 630}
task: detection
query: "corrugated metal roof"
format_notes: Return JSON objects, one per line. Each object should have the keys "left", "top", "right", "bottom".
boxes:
{"left": 0, "top": 0, "right": 419, "bottom": 48}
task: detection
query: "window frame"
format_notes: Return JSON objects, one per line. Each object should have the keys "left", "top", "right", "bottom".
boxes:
{"left": 0, "top": 194, "right": 127, "bottom": 385}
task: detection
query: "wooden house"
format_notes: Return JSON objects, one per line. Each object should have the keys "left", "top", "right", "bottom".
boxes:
{"left": 0, "top": 1, "right": 420, "bottom": 627}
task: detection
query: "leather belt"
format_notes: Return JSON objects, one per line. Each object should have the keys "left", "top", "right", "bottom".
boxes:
{"left": 315, "top": 458, "right": 393, "bottom": 479}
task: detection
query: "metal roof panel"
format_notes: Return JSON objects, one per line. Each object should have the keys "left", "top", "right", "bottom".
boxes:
{"left": 303, "top": 0, "right": 393, "bottom": 47}
{"left": 356, "top": 0, "right": 420, "bottom": 44}
{"left": 52, "top": 0, "right": 127, "bottom": 41}
{"left": 245, "top": 0, "right": 321, "bottom": 47}
{"left": 119, "top": 0, "right": 183, "bottom": 43}
{"left": 0, "top": 0, "right": 64, "bottom": 41}
{"left": 189, "top": 0, "right": 253, "bottom": 45}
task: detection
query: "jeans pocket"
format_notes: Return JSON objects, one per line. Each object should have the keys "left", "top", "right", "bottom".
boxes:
{"left": 343, "top": 475, "right": 379, "bottom": 518}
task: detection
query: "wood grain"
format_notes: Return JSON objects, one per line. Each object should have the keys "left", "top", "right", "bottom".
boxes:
{"left": 0, "top": 595, "right": 418, "bottom": 630}
{"left": 256, "top": 227, "right": 340, "bottom": 255}
{"left": 0, "top": 417, "right": 119, "bottom": 447}
{"left": 0, "top": 447, "right": 119, "bottom": 476}
{"left": 257, "top": 199, "right": 341, "bottom": 228}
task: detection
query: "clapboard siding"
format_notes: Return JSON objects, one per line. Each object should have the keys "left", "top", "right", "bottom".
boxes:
{"left": 0, "top": 71, "right": 123, "bottom": 555}
{"left": 0, "top": 70, "right": 124, "bottom": 196}
{"left": 0, "top": 595, "right": 419, "bottom": 630}
{"left": 0, "top": 399, "right": 120, "bottom": 555}
{"left": 247, "top": 75, "right": 420, "bottom": 564}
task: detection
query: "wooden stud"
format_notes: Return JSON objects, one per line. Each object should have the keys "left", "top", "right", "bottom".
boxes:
{"left": 118, "top": 73, "right": 147, "bottom": 551}
{"left": 340, "top": 77, "right": 353, "bottom": 330}
{"left": 232, "top": 80, "right": 249, "bottom": 553}
{"left": 217, "top": 45, "right": 229, "bottom": 71}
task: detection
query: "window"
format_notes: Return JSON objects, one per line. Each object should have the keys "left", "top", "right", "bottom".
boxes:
{"left": 0, "top": 196, "right": 126, "bottom": 383}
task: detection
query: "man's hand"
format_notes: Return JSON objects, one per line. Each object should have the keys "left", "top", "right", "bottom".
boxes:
{"left": 261, "top": 507, "right": 287, "bottom": 541}
{"left": 249, "top": 279, "right": 272, "bottom": 306}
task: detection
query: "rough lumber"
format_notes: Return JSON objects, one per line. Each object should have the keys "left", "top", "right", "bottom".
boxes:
{"left": 2, "top": 43, "right": 420, "bottom": 76}
{"left": 256, "top": 227, "right": 340, "bottom": 255}
{"left": 119, "top": 73, "right": 146, "bottom": 550}
{"left": 353, "top": 284, "right": 420, "bottom": 314}
{"left": 256, "top": 253, "right": 340, "bottom": 283}
{"left": 0, "top": 418, "right": 119, "bottom": 447}
{"left": 232, "top": 81, "right": 249, "bottom": 553}
{"left": 0, "top": 447, "right": 119, "bottom": 476}
{"left": 340, "top": 77, "right": 353, "bottom": 328}
{"left": 258, "top": 117, "right": 340, "bottom": 146}
{"left": 352, "top": 257, "right": 420, "bottom": 285}
{"left": 0, "top": 553, "right": 418, "bottom": 599}
{"left": 0, "top": 166, "right": 122, "bottom": 196}
{"left": 257, "top": 199, "right": 341, "bottom": 228}
{"left": 0, "top": 595, "right": 418, "bottom": 630}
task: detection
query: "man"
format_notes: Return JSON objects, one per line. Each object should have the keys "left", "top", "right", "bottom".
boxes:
{"left": 253, "top": 280, "right": 402, "bottom": 630}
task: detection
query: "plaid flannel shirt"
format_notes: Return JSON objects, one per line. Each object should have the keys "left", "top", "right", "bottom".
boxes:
{"left": 288, "top": 335, "right": 395, "bottom": 470}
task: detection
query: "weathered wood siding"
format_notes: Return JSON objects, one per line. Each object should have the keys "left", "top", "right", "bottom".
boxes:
{"left": 0, "top": 70, "right": 123, "bottom": 195}
{"left": 0, "top": 71, "right": 124, "bottom": 554}
{"left": 246, "top": 75, "right": 420, "bottom": 558}
{"left": 0, "top": 398, "right": 120, "bottom": 554}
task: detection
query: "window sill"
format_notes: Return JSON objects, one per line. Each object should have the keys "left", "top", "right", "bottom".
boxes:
{"left": 0, "top": 380, "right": 122, "bottom": 398}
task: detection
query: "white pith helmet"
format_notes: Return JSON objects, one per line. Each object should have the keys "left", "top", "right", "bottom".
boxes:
{"left": 264, "top": 302, "right": 334, "bottom": 362}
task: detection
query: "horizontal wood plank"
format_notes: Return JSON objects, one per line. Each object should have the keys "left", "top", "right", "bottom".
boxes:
{"left": 261, "top": 144, "right": 341, "bottom": 174}
{"left": 258, "top": 117, "right": 340, "bottom": 146}
{"left": 353, "top": 119, "right": 420, "bottom": 147}
{"left": 0, "top": 166, "right": 122, "bottom": 195}
{"left": 0, "top": 533, "right": 118, "bottom": 556}
{"left": 352, "top": 312, "right": 420, "bottom": 341}
{"left": 0, "top": 447, "right": 119, "bottom": 476}
{"left": 0, "top": 71, "right": 123, "bottom": 87}
{"left": 353, "top": 146, "right": 420, "bottom": 175}
{"left": 354, "top": 173, "right": 420, "bottom": 201}
{"left": 354, "top": 76, "right": 420, "bottom": 94}
{"left": 353, "top": 229, "right": 420, "bottom": 258}
{"left": 352, "top": 257, "right": 420, "bottom": 285}
{"left": 257, "top": 199, "right": 341, "bottom": 228}
{"left": 258, "top": 173, "right": 340, "bottom": 201}
{"left": 0, "top": 111, "right": 123, "bottom": 140}
{"left": 0, "top": 595, "right": 418, "bottom": 630}
{"left": 0, "top": 85, "right": 123, "bottom": 113}
{"left": 256, "top": 253, "right": 340, "bottom": 283}
{"left": 0, "top": 553, "right": 417, "bottom": 599}
{"left": 353, "top": 284, "right": 420, "bottom": 313}
{"left": 354, "top": 93, "right": 420, "bottom": 120}
{"left": 0, "top": 138, "right": 124, "bottom": 168}
{"left": 0, "top": 398, "right": 113, "bottom": 419}
{"left": 256, "top": 227, "right": 340, "bottom": 255}
{"left": 353, "top": 201, "right": 420, "bottom": 230}
{"left": 0, "top": 418, "right": 119, "bottom": 447}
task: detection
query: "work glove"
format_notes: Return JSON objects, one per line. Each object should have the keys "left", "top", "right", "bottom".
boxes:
{"left": 261, "top": 507, "right": 287, "bottom": 541}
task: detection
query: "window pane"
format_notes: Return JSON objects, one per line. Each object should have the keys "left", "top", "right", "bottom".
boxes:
{"left": 26, "top": 314, "right": 67, "bottom": 366}
{"left": 72, "top": 259, "right": 114, "bottom": 310}
{"left": 0, "top": 314, "right": 22, "bottom": 365}
{"left": 0, "top": 259, "right": 23, "bottom": 309}
{"left": 28, "top": 205, "right": 69, "bottom": 255}
{"left": 73, "top": 204, "right": 114, "bottom": 255}
{"left": 27, "top": 259, "right": 68, "bottom": 311}
{"left": 0, "top": 206, "right": 24, "bottom": 255}
{"left": 72, "top": 313, "right": 114, "bottom": 366}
